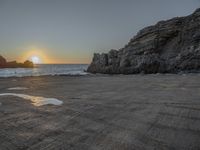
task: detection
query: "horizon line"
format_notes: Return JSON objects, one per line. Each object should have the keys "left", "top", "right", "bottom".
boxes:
{"left": 34, "top": 63, "right": 89, "bottom": 65}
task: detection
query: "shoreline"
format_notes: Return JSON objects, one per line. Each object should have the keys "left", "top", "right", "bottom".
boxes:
{"left": 0, "top": 71, "right": 200, "bottom": 79}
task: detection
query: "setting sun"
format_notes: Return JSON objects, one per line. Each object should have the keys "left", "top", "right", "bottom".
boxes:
{"left": 21, "top": 48, "right": 50, "bottom": 64}
{"left": 31, "top": 56, "right": 41, "bottom": 64}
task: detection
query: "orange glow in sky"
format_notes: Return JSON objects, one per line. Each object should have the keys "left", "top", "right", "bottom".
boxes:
{"left": 17, "top": 47, "right": 90, "bottom": 64}
{"left": 21, "top": 49, "right": 50, "bottom": 64}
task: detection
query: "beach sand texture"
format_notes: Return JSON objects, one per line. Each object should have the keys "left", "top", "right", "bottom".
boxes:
{"left": 0, "top": 74, "right": 200, "bottom": 150}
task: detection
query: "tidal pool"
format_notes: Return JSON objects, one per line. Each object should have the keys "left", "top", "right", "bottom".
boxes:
{"left": 0, "top": 93, "right": 63, "bottom": 106}
{"left": 8, "top": 87, "right": 28, "bottom": 90}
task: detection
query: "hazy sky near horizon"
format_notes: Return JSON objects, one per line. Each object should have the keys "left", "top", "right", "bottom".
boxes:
{"left": 0, "top": 0, "right": 199, "bottom": 64}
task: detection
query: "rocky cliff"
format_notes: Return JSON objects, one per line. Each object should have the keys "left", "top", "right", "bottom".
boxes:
{"left": 87, "top": 8, "right": 200, "bottom": 74}
{"left": 0, "top": 55, "right": 34, "bottom": 68}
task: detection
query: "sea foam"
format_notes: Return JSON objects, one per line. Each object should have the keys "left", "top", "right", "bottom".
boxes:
{"left": 0, "top": 64, "right": 88, "bottom": 77}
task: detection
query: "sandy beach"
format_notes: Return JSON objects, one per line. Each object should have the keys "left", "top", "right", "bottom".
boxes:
{"left": 0, "top": 74, "right": 200, "bottom": 150}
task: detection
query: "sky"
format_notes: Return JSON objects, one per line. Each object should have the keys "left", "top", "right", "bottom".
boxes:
{"left": 0, "top": 0, "right": 199, "bottom": 64}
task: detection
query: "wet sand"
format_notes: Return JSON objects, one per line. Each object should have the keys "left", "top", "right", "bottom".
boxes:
{"left": 0, "top": 74, "right": 200, "bottom": 150}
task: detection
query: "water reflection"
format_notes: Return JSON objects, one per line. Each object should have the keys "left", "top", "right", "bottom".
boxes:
{"left": 8, "top": 87, "right": 28, "bottom": 90}
{"left": 0, "top": 93, "right": 63, "bottom": 106}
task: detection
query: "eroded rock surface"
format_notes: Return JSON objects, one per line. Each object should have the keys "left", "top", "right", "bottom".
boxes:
{"left": 88, "top": 8, "right": 200, "bottom": 74}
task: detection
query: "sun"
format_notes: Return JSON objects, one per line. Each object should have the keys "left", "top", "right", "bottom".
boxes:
{"left": 22, "top": 48, "right": 50, "bottom": 64}
{"left": 30, "top": 56, "right": 41, "bottom": 64}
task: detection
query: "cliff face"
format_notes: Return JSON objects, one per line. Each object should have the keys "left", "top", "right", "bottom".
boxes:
{"left": 0, "top": 55, "right": 34, "bottom": 68}
{"left": 87, "top": 8, "right": 200, "bottom": 74}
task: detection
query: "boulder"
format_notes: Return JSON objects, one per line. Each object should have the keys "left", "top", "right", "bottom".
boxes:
{"left": 87, "top": 8, "right": 200, "bottom": 74}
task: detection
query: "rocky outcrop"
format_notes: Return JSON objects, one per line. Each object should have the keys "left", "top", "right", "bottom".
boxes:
{"left": 0, "top": 55, "right": 7, "bottom": 67}
{"left": 23, "top": 60, "right": 34, "bottom": 68}
{"left": 87, "top": 8, "right": 200, "bottom": 74}
{"left": 0, "top": 55, "right": 34, "bottom": 68}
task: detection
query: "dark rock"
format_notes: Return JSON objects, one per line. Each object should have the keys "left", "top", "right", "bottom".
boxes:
{"left": 87, "top": 8, "right": 200, "bottom": 74}
{"left": 23, "top": 60, "right": 34, "bottom": 68}
{"left": 0, "top": 55, "right": 7, "bottom": 67}
{"left": 6, "top": 61, "right": 19, "bottom": 68}
{"left": 0, "top": 56, "right": 34, "bottom": 68}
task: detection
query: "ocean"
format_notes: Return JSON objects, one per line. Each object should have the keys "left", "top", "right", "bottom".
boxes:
{"left": 0, "top": 64, "right": 88, "bottom": 77}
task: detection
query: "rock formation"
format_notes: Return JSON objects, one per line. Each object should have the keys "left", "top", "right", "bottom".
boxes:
{"left": 0, "top": 55, "right": 34, "bottom": 68}
{"left": 23, "top": 60, "right": 34, "bottom": 68}
{"left": 87, "top": 8, "right": 200, "bottom": 74}
{"left": 0, "top": 55, "right": 7, "bottom": 67}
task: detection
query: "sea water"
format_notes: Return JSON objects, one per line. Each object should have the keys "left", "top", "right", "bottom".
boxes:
{"left": 0, "top": 93, "right": 63, "bottom": 106}
{"left": 0, "top": 64, "right": 88, "bottom": 77}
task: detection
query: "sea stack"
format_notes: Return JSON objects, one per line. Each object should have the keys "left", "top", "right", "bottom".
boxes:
{"left": 87, "top": 8, "right": 200, "bottom": 74}
{"left": 0, "top": 55, "right": 7, "bottom": 67}
{"left": 0, "top": 55, "right": 34, "bottom": 68}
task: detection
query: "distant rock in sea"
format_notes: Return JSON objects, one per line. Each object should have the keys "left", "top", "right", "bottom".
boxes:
{"left": 0, "top": 55, "right": 7, "bottom": 68}
{"left": 0, "top": 55, "right": 34, "bottom": 68}
{"left": 87, "top": 8, "right": 200, "bottom": 74}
